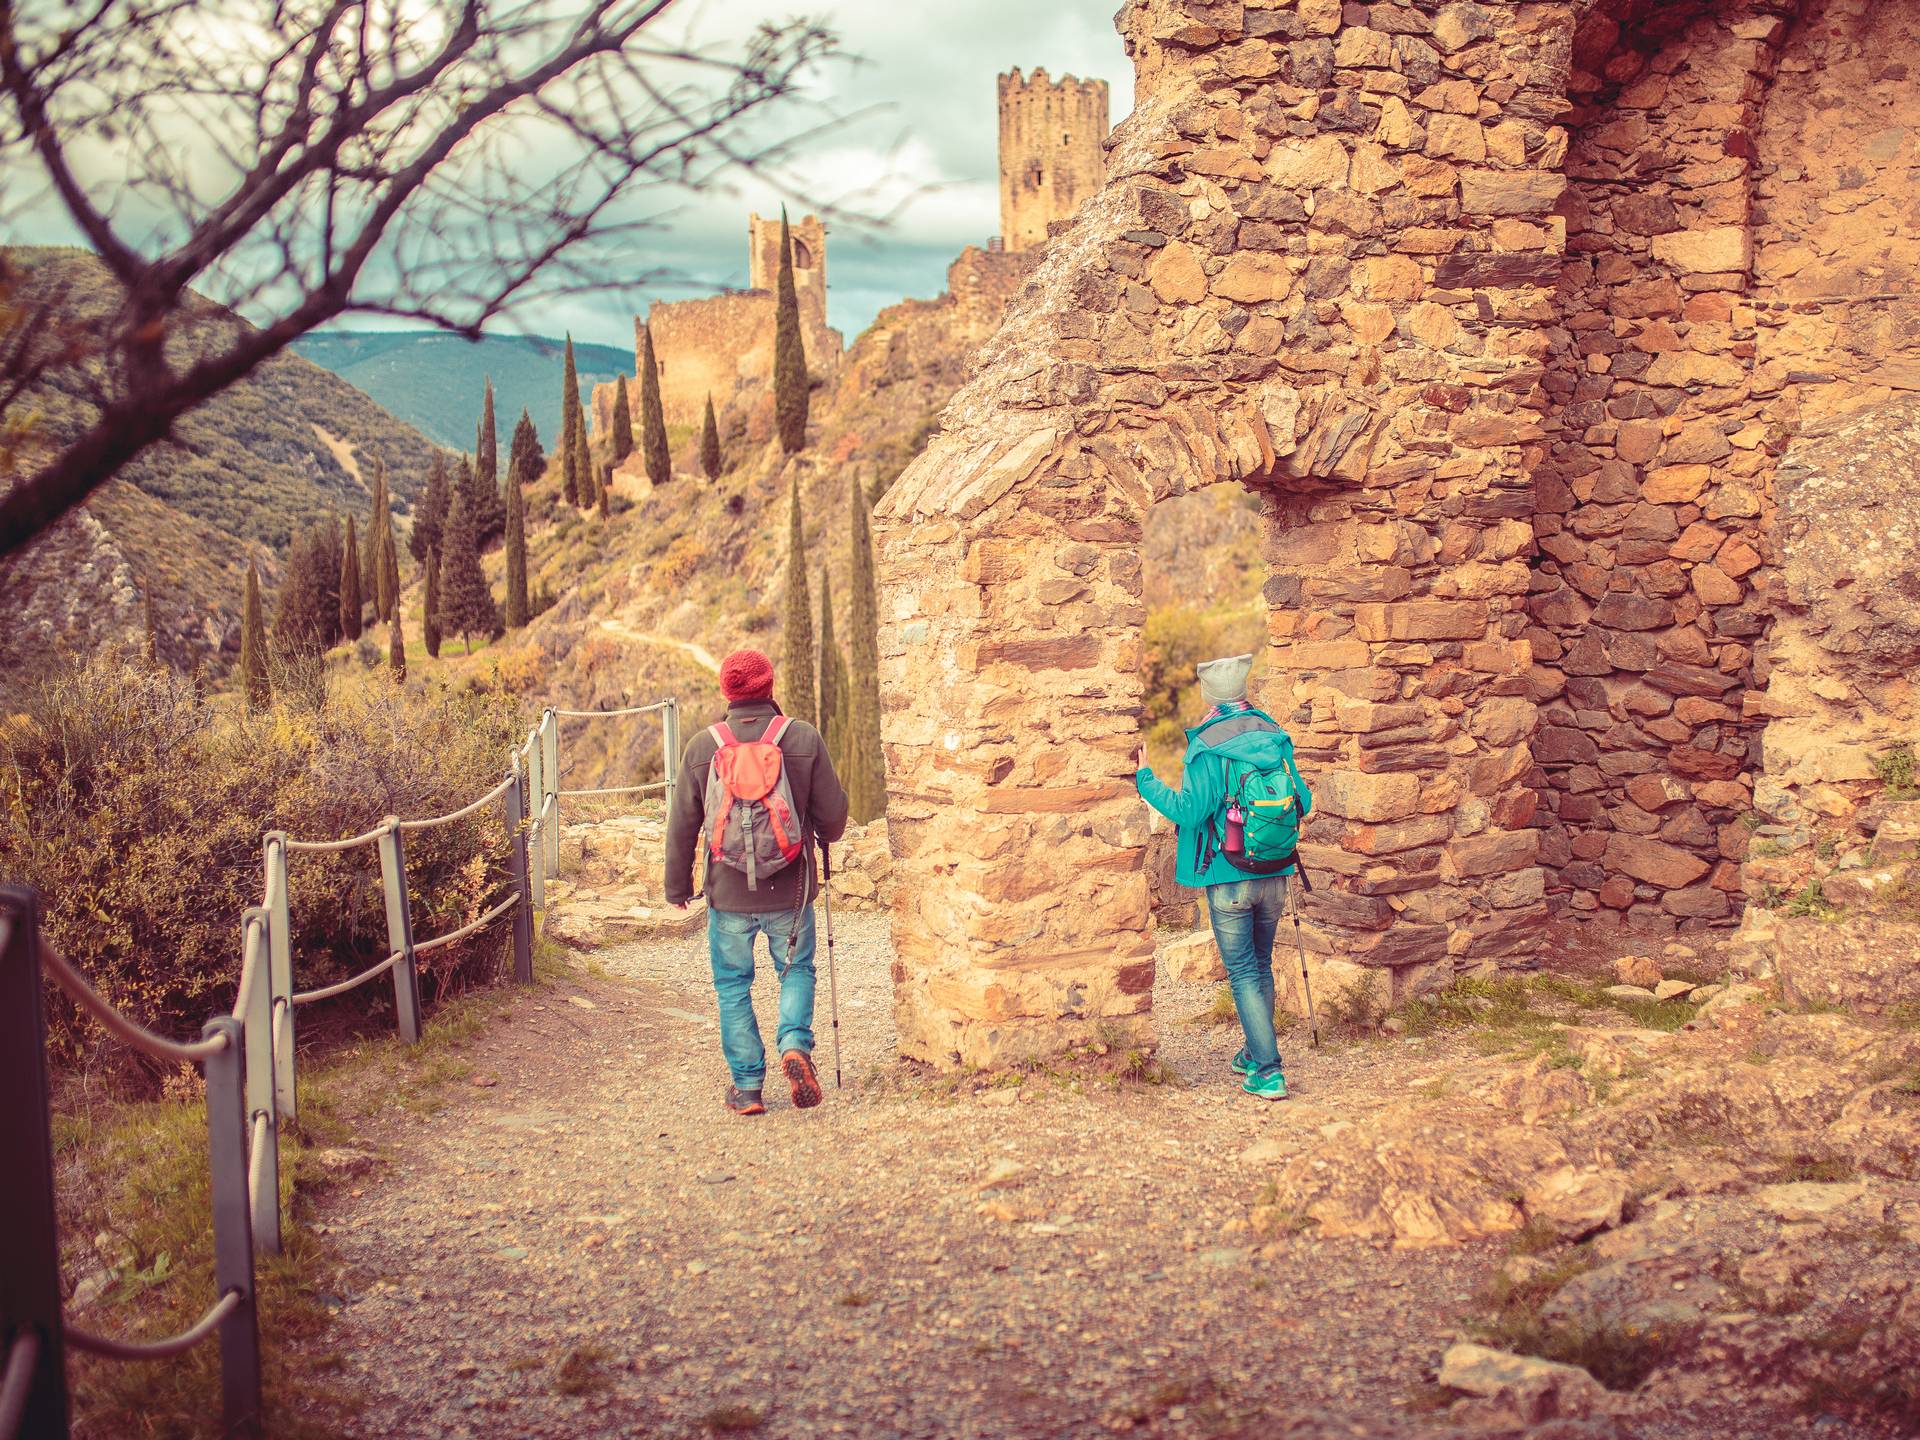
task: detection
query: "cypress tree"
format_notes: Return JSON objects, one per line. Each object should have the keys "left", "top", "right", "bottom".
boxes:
{"left": 272, "top": 519, "right": 342, "bottom": 657}
{"left": 389, "top": 603, "right": 406, "bottom": 682}
{"left": 597, "top": 463, "right": 612, "bottom": 519}
{"left": 781, "top": 475, "right": 817, "bottom": 728}
{"left": 409, "top": 452, "right": 449, "bottom": 565}
{"left": 701, "top": 393, "right": 723, "bottom": 480}
{"left": 509, "top": 408, "right": 542, "bottom": 492}
{"left": 773, "top": 207, "right": 809, "bottom": 453}
{"left": 366, "top": 460, "right": 399, "bottom": 622}
{"left": 818, "top": 563, "right": 848, "bottom": 776}
{"left": 240, "top": 559, "right": 270, "bottom": 710}
{"left": 439, "top": 486, "right": 499, "bottom": 653}
{"left": 570, "top": 395, "right": 591, "bottom": 506}
{"left": 561, "top": 335, "right": 583, "bottom": 506}
{"left": 341, "top": 514, "right": 364, "bottom": 639}
{"left": 380, "top": 505, "right": 400, "bottom": 624}
{"left": 846, "top": 474, "right": 885, "bottom": 821}
{"left": 362, "top": 462, "right": 384, "bottom": 605}
{"left": 504, "top": 458, "right": 529, "bottom": 629}
{"left": 639, "top": 323, "right": 669, "bottom": 486}
{"left": 474, "top": 378, "right": 505, "bottom": 545}
{"left": 610, "top": 375, "right": 634, "bottom": 464}
{"left": 423, "top": 546, "right": 443, "bottom": 658}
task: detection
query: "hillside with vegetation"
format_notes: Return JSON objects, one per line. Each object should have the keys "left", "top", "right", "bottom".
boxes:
{"left": 0, "top": 248, "right": 448, "bottom": 694}
{"left": 292, "top": 329, "right": 628, "bottom": 452}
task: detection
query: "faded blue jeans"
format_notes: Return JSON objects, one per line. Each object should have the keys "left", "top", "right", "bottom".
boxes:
{"left": 1206, "top": 875, "right": 1290, "bottom": 1081}
{"left": 708, "top": 906, "right": 816, "bottom": 1089}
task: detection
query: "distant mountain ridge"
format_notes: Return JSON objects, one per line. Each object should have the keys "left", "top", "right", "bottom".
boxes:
{"left": 291, "top": 330, "right": 629, "bottom": 453}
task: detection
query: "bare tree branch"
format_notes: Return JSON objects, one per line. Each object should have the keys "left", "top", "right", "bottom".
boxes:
{"left": 0, "top": 0, "right": 848, "bottom": 555}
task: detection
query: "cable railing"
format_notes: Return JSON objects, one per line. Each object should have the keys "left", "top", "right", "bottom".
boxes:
{"left": 0, "top": 697, "right": 678, "bottom": 1439}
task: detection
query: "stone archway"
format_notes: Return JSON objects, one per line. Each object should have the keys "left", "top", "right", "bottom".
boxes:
{"left": 874, "top": 0, "right": 1575, "bottom": 1068}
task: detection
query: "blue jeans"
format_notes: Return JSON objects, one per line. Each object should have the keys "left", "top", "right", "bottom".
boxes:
{"left": 708, "top": 906, "right": 816, "bottom": 1089}
{"left": 1207, "top": 875, "right": 1289, "bottom": 1080}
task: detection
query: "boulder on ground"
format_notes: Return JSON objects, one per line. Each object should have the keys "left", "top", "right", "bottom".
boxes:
{"left": 1437, "top": 1342, "right": 1608, "bottom": 1423}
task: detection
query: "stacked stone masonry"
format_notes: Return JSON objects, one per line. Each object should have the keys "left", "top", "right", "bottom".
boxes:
{"left": 876, "top": 0, "right": 1920, "bottom": 1067}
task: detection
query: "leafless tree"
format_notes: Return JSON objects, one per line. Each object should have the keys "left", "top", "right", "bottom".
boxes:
{"left": 0, "top": 0, "right": 840, "bottom": 554}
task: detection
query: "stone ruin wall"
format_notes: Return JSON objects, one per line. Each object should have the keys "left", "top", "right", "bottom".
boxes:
{"left": 874, "top": 0, "right": 1920, "bottom": 1069}
{"left": 998, "top": 68, "right": 1113, "bottom": 252}
{"left": 880, "top": 0, "right": 1574, "bottom": 1066}
{"left": 592, "top": 289, "right": 843, "bottom": 443}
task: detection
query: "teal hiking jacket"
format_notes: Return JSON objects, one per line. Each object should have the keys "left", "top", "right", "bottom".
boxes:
{"left": 1135, "top": 708, "right": 1312, "bottom": 888}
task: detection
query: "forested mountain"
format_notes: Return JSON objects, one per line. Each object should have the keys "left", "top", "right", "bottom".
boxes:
{"left": 292, "top": 330, "right": 627, "bottom": 452}
{"left": 0, "top": 247, "right": 444, "bottom": 690}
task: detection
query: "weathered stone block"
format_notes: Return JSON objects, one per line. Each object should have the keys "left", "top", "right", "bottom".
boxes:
{"left": 1352, "top": 601, "right": 1488, "bottom": 641}
{"left": 1605, "top": 834, "right": 1711, "bottom": 889}
{"left": 1316, "top": 771, "right": 1422, "bottom": 823}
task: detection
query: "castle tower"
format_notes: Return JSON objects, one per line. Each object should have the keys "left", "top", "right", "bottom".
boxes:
{"left": 748, "top": 211, "right": 828, "bottom": 317}
{"left": 997, "top": 68, "right": 1110, "bottom": 253}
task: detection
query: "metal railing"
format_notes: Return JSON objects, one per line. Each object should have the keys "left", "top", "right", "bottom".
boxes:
{"left": 0, "top": 696, "right": 678, "bottom": 1439}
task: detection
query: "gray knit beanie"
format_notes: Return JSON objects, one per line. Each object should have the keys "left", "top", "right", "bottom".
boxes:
{"left": 1196, "top": 653, "right": 1253, "bottom": 707}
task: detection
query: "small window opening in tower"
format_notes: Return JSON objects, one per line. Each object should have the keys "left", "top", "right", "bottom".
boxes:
{"left": 1061, "top": 130, "right": 1072, "bottom": 146}
{"left": 1025, "top": 161, "right": 1043, "bottom": 191}
{"left": 792, "top": 239, "right": 814, "bottom": 268}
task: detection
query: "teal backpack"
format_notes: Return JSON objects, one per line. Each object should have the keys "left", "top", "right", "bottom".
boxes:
{"left": 1193, "top": 711, "right": 1314, "bottom": 884}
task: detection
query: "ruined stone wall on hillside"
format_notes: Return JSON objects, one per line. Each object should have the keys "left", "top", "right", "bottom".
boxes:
{"left": 878, "top": 0, "right": 1575, "bottom": 1067}
{"left": 872, "top": 0, "right": 1920, "bottom": 1069}
{"left": 591, "top": 286, "right": 843, "bottom": 443}
{"left": 1529, "top": 0, "right": 1920, "bottom": 936}
{"left": 1528, "top": 0, "right": 1797, "bottom": 933}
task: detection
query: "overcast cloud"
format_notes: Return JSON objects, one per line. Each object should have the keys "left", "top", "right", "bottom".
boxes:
{"left": 10, "top": 1, "right": 1134, "bottom": 351}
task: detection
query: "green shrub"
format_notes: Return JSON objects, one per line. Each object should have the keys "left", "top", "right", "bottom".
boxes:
{"left": 2, "top": 655, "right": 526, "bottom": 1085}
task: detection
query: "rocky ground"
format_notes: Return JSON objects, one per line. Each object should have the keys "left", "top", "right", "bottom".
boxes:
{"left": 296, "top": 885, "right": 1919, "bottom": 1440}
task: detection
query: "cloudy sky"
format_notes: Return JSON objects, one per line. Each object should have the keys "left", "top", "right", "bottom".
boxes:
{"left": 13, "top": 0, "right": 1133, "bottom": 352}
{"left": 588, "top": 0, "right": 1135, "bottom": 345}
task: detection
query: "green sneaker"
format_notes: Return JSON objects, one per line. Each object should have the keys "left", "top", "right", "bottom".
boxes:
{"left": 1230, "top": 1049, "right": 1253, "bottom": 1077}
{"left": 1242, "top": 1071, "right": 1289, "bottom": 1101}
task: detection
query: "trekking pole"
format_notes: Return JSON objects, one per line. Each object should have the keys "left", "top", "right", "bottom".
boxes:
{"left": 1289, "top": 876, "right": 1319, "bottom": 1049}
{"left": 822, "top": 844, "right": 842, "bottom": 1088}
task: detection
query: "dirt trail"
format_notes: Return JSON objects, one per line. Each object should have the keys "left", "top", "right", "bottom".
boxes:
{"left": 306, "top": 915, "right": 1518, "bottom": 1440}
{"left": 597, "top": 617, "right": 720, "bottom": 674}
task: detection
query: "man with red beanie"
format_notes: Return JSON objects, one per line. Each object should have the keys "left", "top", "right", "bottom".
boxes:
{"left": 665, "top": 648, "right": 849, "bottom": 1115}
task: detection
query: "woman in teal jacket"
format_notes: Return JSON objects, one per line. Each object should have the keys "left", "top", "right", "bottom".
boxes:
{"left": 1134, "top": 654, "right": 1310, "bottom": 1100}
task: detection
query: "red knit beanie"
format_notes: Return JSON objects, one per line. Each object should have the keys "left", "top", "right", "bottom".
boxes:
{"left": 718, "top": 649, "right": 775, "bottom": 703}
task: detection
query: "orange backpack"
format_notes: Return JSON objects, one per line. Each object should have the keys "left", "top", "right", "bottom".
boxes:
{"left": 703, "top": 718, "right": 804, "bottom": 890}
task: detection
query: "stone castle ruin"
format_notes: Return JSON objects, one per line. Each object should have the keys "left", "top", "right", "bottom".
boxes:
{"left": 876, "top": 0, "right": 1920, "bottom": 1068}
{"left": 595, "top": 213, "right": 844, "bottom": 443}
{"left": 998, "top": 68, "right": 1113, "bottom": 252}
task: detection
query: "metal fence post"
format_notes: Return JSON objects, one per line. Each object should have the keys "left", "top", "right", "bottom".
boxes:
{"left": 0, "top": 887, "right": 71, "bottom": 1439}
{"left": 200, "top": 1015, "right": 261, "bottom": 1440}
{"left": 239, "top": 909, "right": 280, "bottom": 1256}
{"left": 262, "top": 834, "right": 296, "bottom": 1124}
{"left": 375, "top": 819, "right": 423, "bottom": 1044}
{"left": 662, "top": 696, "right": 681, "bottom": 789}
{"left": 524, "top": 734, "right": 546, "bottom": 911}
{"left": 540, "top": 710, "right": 560, "bottom": 877}
{"left": 504, "top": 763, "right": 535, "bottom": 985}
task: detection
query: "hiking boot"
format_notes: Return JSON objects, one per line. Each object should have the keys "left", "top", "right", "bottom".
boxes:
{"left": 781, "top": 1050, "right": 822, "bottom": 1110}
{"left": 1230, "top": 1049, "right": 1253, "bottom": 1077}
{"left": 725, "top": 1085, "right": 766, "bottom": 1116}
{"left": 1242, "top": 1071, "right": 1289, "bottom": 1102}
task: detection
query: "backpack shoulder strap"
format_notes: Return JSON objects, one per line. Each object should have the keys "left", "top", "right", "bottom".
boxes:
{"left": 709, "top": 722, "right": 737, "bottom": 749}
{"left": 763, "top": 715, "right": 793, "bottom": 746}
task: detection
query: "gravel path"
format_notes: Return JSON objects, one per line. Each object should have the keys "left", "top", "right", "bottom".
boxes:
{"left": 306, "top": 913, "right": 1528, "bottom": 1439}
